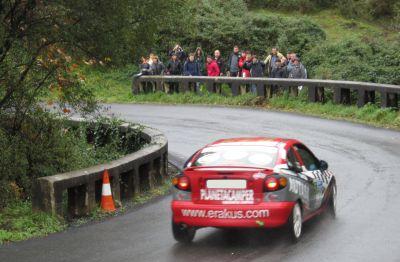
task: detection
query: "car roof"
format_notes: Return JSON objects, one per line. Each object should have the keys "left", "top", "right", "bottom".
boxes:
{"left": 207, "top": 137, "right": 293, "bottom": 148}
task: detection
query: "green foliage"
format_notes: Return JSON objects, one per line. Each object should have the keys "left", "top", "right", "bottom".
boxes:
{"left": 248, "top": 14, "right": 326, "bottom": 56}
{"left": 247, "top": 0, "right": 321, "bottom": 13}
{"left": 303, "top": 37, "right": 400, "bottom": 84}
{"left": 0, "top": 201, "right": 66, "bottom": 244}
{"left": 247, "top": 0, "right": 400, "bottom": 28}
{"left": 0, "top": 111, "right": 144, "bottom": 209}
{"left": 0, "top": 1, "right": 97, "bottom": 118}
{"left": 182, "top": 0, "right": 251, "bottom": 55}
{"left": 63, "top": 0, "right": 186, "bottom": 64}
{"left": 78, "top": 64, "right": 135, "bottom": 103}
{"left": 337, "top": 0, "right": 399, "bottom": 20}
{"left": 159, "top": 0, "right": 326, "bottom": 58}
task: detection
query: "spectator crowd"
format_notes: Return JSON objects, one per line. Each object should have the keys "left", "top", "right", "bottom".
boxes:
{"left": 136, "top": 44, "right": 307, "bottom": 94}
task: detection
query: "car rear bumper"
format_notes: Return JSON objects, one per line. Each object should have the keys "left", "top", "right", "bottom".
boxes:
{"left": 171, "top": 201, "right": 295, "bottom": 228}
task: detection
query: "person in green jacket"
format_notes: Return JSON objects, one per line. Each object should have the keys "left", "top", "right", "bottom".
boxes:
{"left": 264, "top": 47, "right": 286, "bottom": 77}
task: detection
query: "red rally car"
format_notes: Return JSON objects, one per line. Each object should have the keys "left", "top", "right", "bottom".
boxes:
{"left": 171, "top": 137, "right": 337, "bottom": 242}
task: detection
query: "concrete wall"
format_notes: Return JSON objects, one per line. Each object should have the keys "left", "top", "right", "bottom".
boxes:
{"left": 32, "top": 119, "right": 168, "bottom": 217}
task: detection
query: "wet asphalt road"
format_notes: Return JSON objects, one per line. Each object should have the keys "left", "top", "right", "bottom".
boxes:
{"left": 1, "top": 104, "right": 400, "bottom": 262}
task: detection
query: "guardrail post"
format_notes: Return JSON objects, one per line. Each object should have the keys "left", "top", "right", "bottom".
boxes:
{"left": 32, "top": 179, "right": 53, "bottom": 214}
{"left": 156, "top": 80, "right": 163, "bottom": 92}
{"left": 120, "top": 171, "right": 134, "bottom": 200}
{"left": 381, "top": 91, "right": 399, "bottom": 109}
{"left": 149, "top": 161, "right": 156, "bottom": 189}
{"left": 231, "top": 82, "right": 240, "bottom": 96}
{"left": 360, "top": 89, "right": 375, "bottom": 107}
{"left": 266, "top": 85, "right": 273, "bottom": 98}
{"left": 357, "top": 89, "right": 370, "bottom": 107}
{"left": 132, "top": 78, "right": 140, "bottom": 95}
{"left": 256, "top": 83, "right": 265, "bottom": 97}
{"left": 133, "top": 165, "right": 140, "bottom": 196}
{"left": 87, "top": 182, "right": 96, "bottom": 213}
{"left": 290, "top": 86, "right": 298, "bottom": 97}
{"left": 308, "top": 86, "right": 317, "bottom": 102}
{"left": 182, "top": 80, "right": 189, "bottom": 93}
{"left": 110, "top": 172, "right": 121, "bottom": 207}
{"left": 334, "top": 88, "right": 351, "bottom": 104}
{"left": 162, "top": 152, "right": 168, "bottom": 178}
{"left": 68, "top": 184, "right": 87, "bottom": 217}
{"left": 308, "top": 86, "right": 324, "bottom": 102}
{"left": 206, "top": 80, "right": 214, "bottom": 93}
{"left": 54, "top": 189, "right": 64, "bottom": 217}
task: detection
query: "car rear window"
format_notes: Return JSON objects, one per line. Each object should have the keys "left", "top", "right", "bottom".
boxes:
{"left": 191, "top": 145, "right": 278, "bottom": 168}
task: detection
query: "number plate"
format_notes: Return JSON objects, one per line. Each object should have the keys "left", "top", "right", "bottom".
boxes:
{"left": 206, "top": 179, "right": 247, "bottom": 189}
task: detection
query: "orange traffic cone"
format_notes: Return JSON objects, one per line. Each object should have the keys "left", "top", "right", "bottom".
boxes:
{"left": 101, "top": 169, "right": 116, "bottom": 212}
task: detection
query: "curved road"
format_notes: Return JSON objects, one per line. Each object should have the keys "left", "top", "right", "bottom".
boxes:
{"left": 1, "top": 104, "right": 400, "bottom": 262}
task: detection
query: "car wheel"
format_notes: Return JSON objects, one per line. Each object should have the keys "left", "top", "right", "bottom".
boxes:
{"left": 328, "top": 181, "right": 337, "bottom": 218}
{"left": 172, "top": 220, "right": 196, "bottom": 243}
{"left": 288, "top": 202, "right": 302, "bottom": 242}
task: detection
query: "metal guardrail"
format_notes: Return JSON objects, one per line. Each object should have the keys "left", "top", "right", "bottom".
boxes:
{"left": 32, "top": 118, "right": 168, "bottom": 217}
{"left": 132, "top": 75, "right": 400, "bottom": 108}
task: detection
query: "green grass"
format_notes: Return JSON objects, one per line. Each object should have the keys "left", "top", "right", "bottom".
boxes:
{"left": 250, "top": 9, "right": 399, "bottom": 43}
{"left": 0, "top": 201, "right": 66, "bottom": 244}
{"left": 80, "top": 64, "right": 135, "bottom": 103}
{"left": 267, "top": 94, "right": 400, "bottom": 129}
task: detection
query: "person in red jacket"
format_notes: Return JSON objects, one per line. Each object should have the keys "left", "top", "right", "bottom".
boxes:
{"left": 206, "top": 55, "right": 221, "bottom": 93}
{"left": 238, "top": 51, "right": 251, "bottom": 94}
{"left": 239, "top": 51, "right": 251, "bottom": 78}
{"left": 206, "top": 56, "right": 220, "bottom": 77}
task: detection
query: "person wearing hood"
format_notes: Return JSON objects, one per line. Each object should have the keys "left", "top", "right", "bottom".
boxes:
{"left": 195, "top": 47, "right": 206, "bottom": 76}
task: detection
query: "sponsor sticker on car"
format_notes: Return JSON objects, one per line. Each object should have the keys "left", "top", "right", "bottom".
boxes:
{"left": 180, "top": 208, "right": 269, "bottom": 219}
{"left": 200, "top": 189, "right": 254, "bottom": 204}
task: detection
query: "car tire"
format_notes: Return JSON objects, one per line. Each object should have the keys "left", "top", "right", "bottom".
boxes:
{"left": 172, "top": 220, "right": 196, "bottom": 243}
{"left": 328, "top": 180, "right": 337, "bottom": 219}
{"left": 287, "top": 202, "right": 302, "bottom": 243}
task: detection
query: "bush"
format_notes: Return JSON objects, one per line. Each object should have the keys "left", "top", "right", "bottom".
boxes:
{"left": 248, "top": 14, "right": 326, "bottom": 57}
{"left": 303, "top": 37, "right": 400, "bottom": 84}
{"left": 160, "top": 1, "right": 326, "bottom": 58}
{"left": 247, "top": 0, "right": 336, "bottom": 12}
{"left": 247, "top": 0, "right": 400, "bottom": 26}
{"left": 0, "top": 111, "right": 144, "bottom": 209}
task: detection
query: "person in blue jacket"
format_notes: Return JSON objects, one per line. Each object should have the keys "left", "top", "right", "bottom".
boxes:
{"left": 184, "top": 53, "right": 201, "bottom": 93}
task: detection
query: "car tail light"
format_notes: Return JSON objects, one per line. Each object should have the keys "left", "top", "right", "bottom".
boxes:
{"left": 265, "top": 177, "right": 279, "bottom": 191}
{"left": 172, "top": 176, "right": 190, "bottom": 191}
{"left": 279, "top": 177, "right": 287, "bottom": 187}
{"left": 265, "top": 176, "right": 287, "bottom": 192}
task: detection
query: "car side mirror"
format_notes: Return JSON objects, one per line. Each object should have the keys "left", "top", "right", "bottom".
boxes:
{"left": 320, "top": 160, "right": 328, "bottom": 171}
